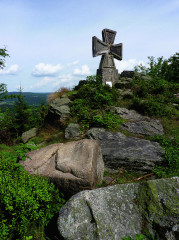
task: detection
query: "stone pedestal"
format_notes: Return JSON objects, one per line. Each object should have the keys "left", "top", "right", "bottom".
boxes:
{"left": 97, "top": 68, "right": 119, "bottom": 85}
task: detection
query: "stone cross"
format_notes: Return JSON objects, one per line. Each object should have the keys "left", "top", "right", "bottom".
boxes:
{"left": 92, "top": 28, "right": 123, "bottom": 86}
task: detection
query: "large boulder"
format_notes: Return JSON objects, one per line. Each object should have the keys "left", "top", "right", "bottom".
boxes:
{"left": 19, "top": 139, "right": 104, "bottom": 196}
{"left": 57, "top": 177, "right": 179, "bottom": 240}
{"left": 86, "top": 128, "right": 165, "bottom": 173}
{"left": 21, "top": 128, "right": 38, "bottom": 143}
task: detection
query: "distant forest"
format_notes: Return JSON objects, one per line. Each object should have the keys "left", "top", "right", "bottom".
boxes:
{"left": 0, "top": 92, "right": 50, "bottom": 112}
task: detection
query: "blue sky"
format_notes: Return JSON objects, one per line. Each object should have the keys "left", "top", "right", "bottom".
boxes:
{"left": 0, "top": 0, "right": 179, "bottom": 92}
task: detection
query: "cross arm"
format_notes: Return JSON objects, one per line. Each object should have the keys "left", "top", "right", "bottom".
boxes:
{"left": 92, "top": 36, "right": 108, "bottom": 57}
{"left": 110, "top": 43, "right": 123, "bottom": 61}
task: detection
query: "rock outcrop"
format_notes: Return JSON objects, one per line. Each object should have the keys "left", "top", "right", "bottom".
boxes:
{"left": 19, "top": 139, "right": 104, "bottom": 196}
{"left": 115, "top": 107, "right": 164, "bottom": 136}
{"left": 86, "top": 128, "right": 165, "bottom": 173}
{"left": 57, "top": 177, "right": 179, "bottom": 240}
{"left": 45, "top": 96, "right": 71, "bottom": 127}
{"left": 65, "top": 123, "right": 81, "bottom": 139}
{"left": 21, "top": 128, "right": 38, "bottom": 143}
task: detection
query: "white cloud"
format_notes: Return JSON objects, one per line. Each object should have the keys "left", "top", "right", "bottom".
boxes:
{"left": 115, "top": 59, "right": 146, "bottom": 73}
{"left": 32, "top": 63, "right": 63, "bottom": 76}
{"left": 52, "top": 74, "right": 76, "bottom": 89}
{"left": 0, "top": 64, "right": 20, "bottom": 75}
{"left": 67, "top": 60, "right": 79, "bottom": 66}
{"left": 26, "top": 77, "right": 56, "bottom": 90}
{"left": 73, "top": 65, "right": 91, "bottom": 76}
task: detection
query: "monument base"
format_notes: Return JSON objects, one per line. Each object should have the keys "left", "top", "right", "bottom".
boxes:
{"left": 97, "top": 68, "right": 119, "bottom": 86}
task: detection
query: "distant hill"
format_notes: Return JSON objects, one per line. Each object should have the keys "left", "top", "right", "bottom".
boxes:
{"left": 0, "top": 92, "right": 51, "bottom": 112}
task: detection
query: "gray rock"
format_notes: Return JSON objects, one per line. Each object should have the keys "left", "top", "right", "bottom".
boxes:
{"left": 120, "top": 70, "right": 135, "bottom": 78}
{"left": 49, "top": 104, "right": 70, "bottom": 116}
{"left": 49, "top": 97, "right": 71, "bottom": 106}
{"left": 86, "top": 128, "right": 106, "bottom": 140}
{"left": 65, "top": 123, "right": 80, "bottom": 139}
{"left": 21, "top": 128, "right": 38, "bottom": 143}
{"left": 120, "top": 89, "right": 134, "bottom": 98}
{"left": 86, "top": 129, "right": 165, "bottom": 173}
{"left": 48, "top": 97, "right": 71, "bottom": 117}
{"left": 141, "top": 75, "right": 152, "bottom": 81}
{"left": 115, "top": 107, "right": 150, "bottom": 121}
{"left": 19, "top": 139, "right": 104, "bottom": 196}
{"left": 57, "top": 177, "right": 179, "bottom": 240}
{"left": 115, "top": 107, "right": 164, "bottom": 136}
{"left": 122, "top": 120, "right": 164, "bottom": 136}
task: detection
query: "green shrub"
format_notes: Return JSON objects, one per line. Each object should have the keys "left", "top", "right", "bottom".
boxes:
{"left": 130, "top": 96, "right": 175, "bottom": 117}
{"left": 134, "top": 52, "right": 179, "bottom": 83}
{"left": 152, "top": 136, "right": 179, "bottom": 177}
{"left": 0, "top": 143, "right": 65, "bottom": 239}
{"left": 71, "top": 75, "right": 121, "bottom": 129}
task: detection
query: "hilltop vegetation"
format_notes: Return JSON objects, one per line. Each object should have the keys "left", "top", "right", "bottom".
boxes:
{"left": 0, "top": 49, "right": 178, "bottom": 239}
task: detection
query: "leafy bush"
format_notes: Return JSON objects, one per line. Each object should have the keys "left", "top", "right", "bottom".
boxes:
{"left": 152, "top": 136, "right": 179, "bottom": 177}
{"left": 130, "top": 97, "right": 175, "bottom": 117}
{"left": 134, "top": 52, "right": 179, "bottom": 83}
{"left": 0, "top": 143, "right": 65, "bottom": 239}
{"left": 71, "top": 75, "right": 122, "bottom": 129}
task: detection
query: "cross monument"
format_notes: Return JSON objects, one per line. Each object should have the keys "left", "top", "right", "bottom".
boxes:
{"left": 92, "top": 28, "right": 123, "bottom": 86}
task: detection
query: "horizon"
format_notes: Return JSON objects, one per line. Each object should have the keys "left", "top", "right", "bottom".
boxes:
{"left": 0, "top": 0, "right": 179, "bottom": 93}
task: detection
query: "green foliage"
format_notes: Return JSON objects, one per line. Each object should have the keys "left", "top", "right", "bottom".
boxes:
{"left": 0, "top": 143, "right": 65, "bottom": 239}
{"left": 122, "top": 233, "right": 147, "bottom": 240}
{"left": 0, "top": 48, "right": 9, "bottom": 69}
{"left": 0, "top": 92, "right": 49, "bottom": 142}
{"left": 134, "top": 52, "right": 179, "bottom": 83}
{"left": 152, "top": 136, "right": 179, "bottom": 177}
{"left": 131, "top": 97, "right": 175, "bottom": 117}
{"left": 71, "top": 75, "right": 122, "bottom": 129}
{"left": 130, "top": 63, "right": 178, "bottom": 117}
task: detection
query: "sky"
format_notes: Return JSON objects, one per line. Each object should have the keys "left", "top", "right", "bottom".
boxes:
{"left": 0, "top": 0, "right": 179, "bottom": 93}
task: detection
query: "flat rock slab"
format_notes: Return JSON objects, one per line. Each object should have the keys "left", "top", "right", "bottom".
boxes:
{"left": 58, "top": 177, "right": 179, "bottom": 240}
{"left": 115, "top": 107, "right": 164, "bottom": 136}
{"left": 19, "top": 139, "right": 104, "bottom": 196}
{"left": 86, "top": 128, "right": 165, "bottom": 173}
{"left": 122, "top": 120, "right": 164, "bottom": 136}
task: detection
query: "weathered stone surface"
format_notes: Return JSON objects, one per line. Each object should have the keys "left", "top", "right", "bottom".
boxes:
{"left": 46, "top": 96, "right": 71, "bottom": 127}
{"left": 48, "top": 97, "right": 71, "bottom": 117}
{"left": 92, "top": 28, "right": 122, "bottom": 86}
{"left": 57, "top": 177, "right": 179, "bottom": 240}
{"left": 21, "top": 128, "right": 38, "bottom": 143}
{"left": 122, "top": 120, "right": 164, "bottom": 136}
{"left": 86, "top": 129, "right": 165, "bottom": 173}
{"left": 49, "top": 97, "right": 71, "bottom": 107}
{"left": 115, "top": 107, "right": 150, "bottom": 121}
{"left": 133, "top": 72, "right": 152, "bottom": 81}
{"left": 115, "top": 107, "right": 164, "bottom": 136}
{"left": 65, "top": 123, "right": 80, "bottom": 139}
{"left": 120, "top": 70, "right": 135, "bottom": 78}
{"left": 86, "top": 128, "right": 106, "bottom": 140}
{"left": 19, "top": 139, "right": 104, "bottom": 196}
